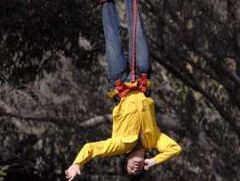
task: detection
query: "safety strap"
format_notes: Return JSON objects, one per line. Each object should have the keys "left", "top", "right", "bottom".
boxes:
{"left": 131, "top": 0, "right": 138, "bottom": 82}
{"left": 107, "top": 74, "right": 151, "bottom": 99}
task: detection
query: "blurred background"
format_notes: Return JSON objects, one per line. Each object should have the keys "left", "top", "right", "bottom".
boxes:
{"left": 0, "top": 0, "right": 240, "bottom": 180}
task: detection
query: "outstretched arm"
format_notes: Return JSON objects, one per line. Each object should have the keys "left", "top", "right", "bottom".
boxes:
{"left": 73, "top": 137, "right": 137, "bottom": 166}
{"left": 65, "top": 136, "right": 137, "bottom": 180}
{"left": 144, "top": 133, "right": 182, "bottom": 170}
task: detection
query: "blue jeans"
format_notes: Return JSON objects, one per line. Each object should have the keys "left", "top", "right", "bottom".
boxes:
{"left": 102, "top": 0, "right": 150, "bottom": 87}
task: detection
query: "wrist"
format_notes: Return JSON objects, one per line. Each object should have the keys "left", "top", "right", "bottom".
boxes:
{"left": 151, "top": 158, "right": 157, "bottom": 166}
{"left": 72, "top": 164, "right": 79, "bottom": 167}
{"left": 72, "top": 164, "right": 81, "bottom": 175}
{"left": 152, "top": 156, "right": 159, "bottom": 165}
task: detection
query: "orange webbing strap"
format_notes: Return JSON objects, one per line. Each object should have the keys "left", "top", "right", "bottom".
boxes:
{"left": 106, "top": 74, "right": 152, "bottom": 99}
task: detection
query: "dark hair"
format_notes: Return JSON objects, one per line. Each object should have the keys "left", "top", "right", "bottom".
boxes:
{"left": 128, "top": 170, "right": 146, "bottom": 181}
{"left": 120, "top": 155, "right": 128, "bottom": 175}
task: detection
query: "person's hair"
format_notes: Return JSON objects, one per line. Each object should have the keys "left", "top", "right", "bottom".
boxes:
{"left": 120, "top": 155, "right": 128, "bottom": 174}
{"left": 128, "top": 170, "right": 146, "bottom": 181}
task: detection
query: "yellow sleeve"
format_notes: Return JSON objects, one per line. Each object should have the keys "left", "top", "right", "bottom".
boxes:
{"left": 73, "top": 137, "right": 137, "bottom": 167}
{"left": 153, "top": 133, "right": 182, "bottom": 164}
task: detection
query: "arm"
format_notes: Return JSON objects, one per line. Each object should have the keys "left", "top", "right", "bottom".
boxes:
{"left": 65, "top": 136, "right": 137, "bottom": 180}
{"left": 73, "top": 136, "right": 137, "bottom": 167}
{"left": 144, "top": 133, "right": 182, "bottom": 170}
{"left": 154, "top": 133, "right": 182, "bottom": 164}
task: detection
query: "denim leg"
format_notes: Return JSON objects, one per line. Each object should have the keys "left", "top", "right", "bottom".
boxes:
{"left": 125, "top": 0, "right": 151, "bottom": 77}
{"left": 102, "top": 1, "right": 128, "bottom": 85}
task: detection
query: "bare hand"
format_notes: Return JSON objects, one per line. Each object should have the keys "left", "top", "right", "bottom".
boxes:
{"left": 144, "top": 158, "right": 156, "bottom": 170}
{"left": 65, "top": 164, "right": 81, "bottom": 181}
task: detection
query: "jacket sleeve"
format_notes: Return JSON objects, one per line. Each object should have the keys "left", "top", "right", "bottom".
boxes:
{"left": 153, "top": 133, "right": 182, "bottom": 164}
{"left": 73, "top": 137, "right": 137, "bottom": 167}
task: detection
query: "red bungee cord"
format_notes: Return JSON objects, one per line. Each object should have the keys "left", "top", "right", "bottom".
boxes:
{"left": 131, "top": 0, "right": 137, "bottom": 82}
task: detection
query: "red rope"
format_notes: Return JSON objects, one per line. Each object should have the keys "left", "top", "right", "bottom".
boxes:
{"left": 131, "top": 0, "right": 137, "bottom": 82}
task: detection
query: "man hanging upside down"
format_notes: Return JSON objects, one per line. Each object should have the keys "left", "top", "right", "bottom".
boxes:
{"left": 65, "top": 0, "right": 182, "bottom": 180}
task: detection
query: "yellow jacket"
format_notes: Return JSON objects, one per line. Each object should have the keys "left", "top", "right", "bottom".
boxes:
{"left": 73, "top": 91, "right": 181, "bottom": 167}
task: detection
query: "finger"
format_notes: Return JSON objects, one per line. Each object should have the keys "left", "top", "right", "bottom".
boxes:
{"left": 69, "top": 176, "right": 74, "bottom": 181}
{"left": 65, "top": 170, "right": 69, "bottom": 175}
{"left": 66, "top": 173, "right": 71, "bottom": 179}
{"left": 144, "top": 165, "right": 149, "bottom": 170}
{"left": 76, "top": 167, "right": 81, "bottom": 175}
{"left": 133, "top": 161, "right": 141, "bottom": 165}
{"left": 131, "top": 170, "right": 137, "bottom": 175}
{"left": 144, "top": 159, "right": 149, "bottom": 164}
{"left": 133, "top": 167, "right": 138, "bottom": 172}
{"left": 133, "top": 164, "right": 140, "bottom": 169}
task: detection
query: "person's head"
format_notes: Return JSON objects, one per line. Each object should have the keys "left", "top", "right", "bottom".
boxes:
{"left": 126, "top": 142, "right": 145, "bottom": 175}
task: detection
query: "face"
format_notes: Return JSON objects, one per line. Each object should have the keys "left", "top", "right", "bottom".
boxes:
{"left": 126, "top": 148, "right": 145, "bottom": 175}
